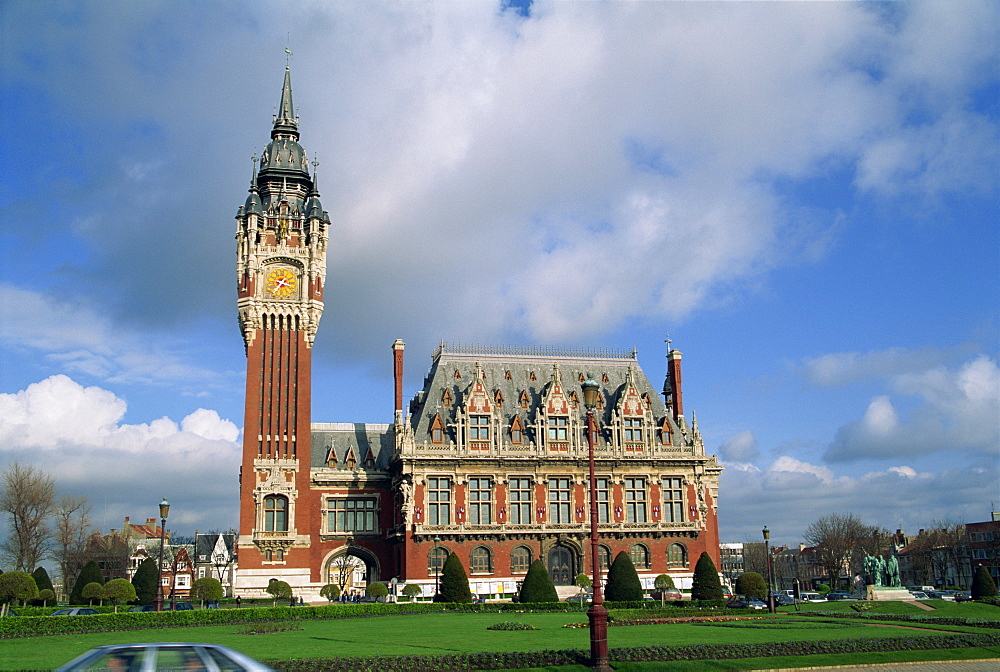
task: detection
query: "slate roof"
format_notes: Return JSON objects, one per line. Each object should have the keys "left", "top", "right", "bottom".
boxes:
{"left": 310, "top": 423, "right": 393, "bottom": 471}
{"left": 407, "top": 344, "right": 673, "bottom": 447}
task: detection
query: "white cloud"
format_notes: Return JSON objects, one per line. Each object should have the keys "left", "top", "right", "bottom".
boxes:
{"left": 719, "top": 430, "right": 760, "bottom": 462}
{"left": 824, "top": 355, "right": 1000, "bottom": 462}
{"left": 0, "top": 376, "right": 242, "bottom": 532}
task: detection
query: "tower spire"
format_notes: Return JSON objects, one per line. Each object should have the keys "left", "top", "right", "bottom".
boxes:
{"left": 272, "top": 66, "right": 298, "bottom": 139}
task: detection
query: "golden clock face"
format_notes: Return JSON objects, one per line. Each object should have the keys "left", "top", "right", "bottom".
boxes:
{"left": 264, "top": 266, "right": 298, "bottom": 299}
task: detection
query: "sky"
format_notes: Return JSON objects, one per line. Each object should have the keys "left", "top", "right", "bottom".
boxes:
{"left": 0, "top": 0, "right": 997, "bottom": 556}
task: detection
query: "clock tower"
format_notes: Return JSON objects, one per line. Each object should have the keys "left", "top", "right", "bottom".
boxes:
{"left": 235, "top": 66, "right": 329, "bottom": 589}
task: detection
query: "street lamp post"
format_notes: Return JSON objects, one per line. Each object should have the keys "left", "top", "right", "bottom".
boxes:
{"left": 582, "top": 378, "right": 611, "bottom": 672}
{"left": 433, "top": 536, "right": 442, "bottom": 600}
{"left": 154, "top": 498, "right": 170, "bottom": 612}
{"left": 763, "top": 526, "right": 776, "bottom": 613}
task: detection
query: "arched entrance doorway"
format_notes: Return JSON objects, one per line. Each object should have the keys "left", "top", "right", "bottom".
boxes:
{"left": 325, "top": 546, "right": 380, "bottom": 597}
{"left": 547, "top": 545, "right": 575, "bottom": 585}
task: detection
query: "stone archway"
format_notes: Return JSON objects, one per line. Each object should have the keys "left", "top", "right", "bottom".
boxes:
{"left": 325, "top": 546, "right": 381, "bottom": 595}
{"left": 547, "top": 545, "right": 575, "bottom": 585}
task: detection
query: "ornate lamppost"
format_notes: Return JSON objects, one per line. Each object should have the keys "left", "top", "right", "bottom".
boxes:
{"left": 581, "top": 378, "right": 611, "bottom": 672}
{"left": 433, "top": 535, "right": 442, "bottom": 599}
{"left": 154, "top": 498, "right": 170, "bottom": 612}
{"left": 763, "top": 526, "right": 776, "bottom": 613}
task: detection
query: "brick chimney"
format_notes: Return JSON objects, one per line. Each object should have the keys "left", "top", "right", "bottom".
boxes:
{"left": 393, "top": 339, "right": 405, "bottom": 424}
{"left": 664, "top": 349, "right": 683, "bottom": 421}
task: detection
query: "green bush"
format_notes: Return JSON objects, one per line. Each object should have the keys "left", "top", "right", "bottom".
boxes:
{"left": 971, "top": 565, "right": 998, "bottom": 599}
{"left": 319, "top": 584, "right": 341, "bottom": 601}
{"left": 71, "top": 561, "right": 104, "bottom": 605}
{"left": 30, "top": 568, "right": 53, "bottom": 606}
{"left": 103, "top": 578, "right": 136, "bottom": 611}
{"left": 518, "top": 560, "right": 558, "bottom": 603}
{"left": 735, "top": 572, "right": 768, "bottom": 599}
{"left": 365, "top": 582, "right": 389, "bottom": 598}
{"left": 191, "top": 577, "right": 224, "bottom": 605}
{"left": 605, "top": 551, "right": 643, "bottom": 602}
{"left": 81, "top": 582, "right": 105, "bottom": 606}
{"left": 437, "top": 553, "right": 473, "bottom": 603}
{"left": 130, "top": 558, "right": 158, "bottom": 606}
{"left": 266, "top": 579, "right": 293, "bottom": 605}
{"left": 691, "top": 551, "right": 724, "bottom": 601}
{"left": 0, "top": 571, "right": 38, "bottom": 607}
{"left": 401, "top": 583, "right": 422, "bottom": 600}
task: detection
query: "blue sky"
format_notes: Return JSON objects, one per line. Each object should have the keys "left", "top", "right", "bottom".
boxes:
{"left": 1, "top": 0, "right": 997, "bottom": 552}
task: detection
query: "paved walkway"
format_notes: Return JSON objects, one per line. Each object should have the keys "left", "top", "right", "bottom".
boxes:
{"left": 768, "top": 660, "right": 1000, "bottom": 672}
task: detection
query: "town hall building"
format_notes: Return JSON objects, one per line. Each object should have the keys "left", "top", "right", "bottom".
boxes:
{"left": 233, "top": 67, "right": 723, "bottom": 601}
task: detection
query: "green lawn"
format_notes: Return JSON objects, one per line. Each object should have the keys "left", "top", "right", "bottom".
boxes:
{"left": 2, "top": 604, "right": 997, "bottom": 671}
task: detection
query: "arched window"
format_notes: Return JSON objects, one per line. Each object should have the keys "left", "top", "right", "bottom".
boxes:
{"left": 598, "top": 545, "right": 611, "bottom": 571}
{"left": 470, "top": 546, "right": 492, "bottom": 574}
{"left": 630, "top": 543, "right": 650, "bottom": 569}
{"left": 667, "top": 543, "right": 688, "bottom": 568}
{"left": 263, "top": 495, "right": 288, "bottom": 532}
{"left": 511, "top": 546, "right": 532, "bottom": 573}
{"left": 428, "top": 546, "right": 449, "bottom": 576}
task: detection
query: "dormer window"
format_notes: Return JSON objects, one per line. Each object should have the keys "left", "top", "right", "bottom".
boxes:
{"left": 494, "top": 390, "right": 504, "bottom": 407}
{"left": 442, "top": 388, "right": 453, "bottom": 408}
{"left": 470, "top": 415, "right": 490, "bottom": 440}
{"left": 510, "top": 415, "right": 524, "bottom": 444}
{"left": 430, "top": 414, "right": 445, "bottom": 444}
{"left": 519, "top": 390, "right": 530, "bottom": 409}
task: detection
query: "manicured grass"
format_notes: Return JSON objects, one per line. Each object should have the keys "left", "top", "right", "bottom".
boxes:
{"left": 3, "top": 608, "right": 997, "bottom": 671}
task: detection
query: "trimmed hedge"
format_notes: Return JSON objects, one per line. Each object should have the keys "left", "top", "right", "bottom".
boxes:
{"left": 266, "top": 632, "right": 1000, "bottom": 671}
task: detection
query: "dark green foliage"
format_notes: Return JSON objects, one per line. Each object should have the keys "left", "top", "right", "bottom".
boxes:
{"left": 735, "top": 571, "right": 768, "bottom": 599}
{"left": 191, "top": 577, "right": 224, "bottom": 604}
{"left": 30, "top": 567, "right": 53, "bottom": 605}
{"left": 605, "top": 551, "right": 643, "bottom": 601}
{"left": 130, "top": 558, "right": 158, "bottom": 606}
{"left": 0, "top": 570, "right": 38, "bottom": 606}
{"left": 486, "top": 621, "right": 538, "bottom": 630}
{"left": 71, "top": 561, "right": 105, "bottom": 605}
{"left": 972, "top": 565, "right": 998, "bottom": 598}
{"left": 437, "top": 553, "right": 472, "bottom": 603}
{"left": 518, "top": 560, "right": 558, "bottom": 603}
{"left": 365, "top": 582, "right": 389, "bottom": 598}
{"left": 400, "top": 583, "right": 422, "bottom": 599}
{"left": 103, "top": 578, "right": 136, "bottom": 611}
{"left": 320, "top": 583, "right": 341, "bottom": 601}
{"left": 691, "top": 551, "right": 724, "bottom": 601}
{"left": 266, "top": 579, "right": 293, "bottom": 605}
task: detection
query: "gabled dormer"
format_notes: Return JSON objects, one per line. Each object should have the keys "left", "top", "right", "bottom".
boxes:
{"left": 462, "top": 362, "right": 494, "bottom": 450}
{"left": 541, "top": 364, "right": 572, "bottom": 451}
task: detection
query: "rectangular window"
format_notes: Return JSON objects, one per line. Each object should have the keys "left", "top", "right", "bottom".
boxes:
{"left": 428, "top": 477, "right": 451, "bottom": 525}
{"left": 624, "top": 417, "right": 643, "bottom": 442}
{"left": 509, "top": 477, "right": 532, "bottom": 524}
{"left": 511, "top": 428, "right": 522, "bottom": 444}
{"left": 548, "top": 477, "right": 572, "bottom": 524}
{"left": 626, "top": 477, "right": 646, "bottom": 523}
{"left": 662, "top": 477, "right": 684, "bottom": 522}
{"left": 597, "top": 477, "right": 610, "bottom": 524}
{"left": 175, "top": 574, "right": 191, "bottom": 589}
{"left": 470, "top": 415, "right": 490, "bottom": 440}
{"left": 326, "top": 498, "right": 378, "bottom": 533}
{"left": 547, "top": 416, "right": 568, "bottom": 441}
{"left": 468, "top": 477, "right": 492, "bottom": 525}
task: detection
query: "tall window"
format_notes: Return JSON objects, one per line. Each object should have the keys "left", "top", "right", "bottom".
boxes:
{"left": 547, "top": 416, "right": 568, "bottom": 441}
{"left": 624, "top": 417, "right": 643, "bottom": 442}
{"left": 625, "top": 477, "right": 647, "bottom": 523}
{"left": 598, "top": 545, "right": 611, "bottom": 571}
{"left": 263, "top": 495, "right": 287, "bottom": 532}
{"left": 662, "top": 477, "right": 684, "bottom": 522}
{"left": 509, "top": 477, "right": 532, "bottom": 524}
{"left": 630, "top": 543, "right": 650, "bottom": 569}
{"left": 511, "top": 546, "right": 531, "bottom": 573}
{"left": 596, "top": 477, "right": 610, "bottom": 524}
{"left": 548, "top": 478, "right": 572, "bottom": 524}
{"left": 667, "top": 543, "right": 687, "bottom": 568}
{"left": 468, "top": 477, "right": 491, "bottom": 525}
{"left": 326, "top": 498, "right": 377, "bottom": 533}
{"left": 469, "top": 415, "right": 490, "bottom": 440}
{"left": 470, "top": 546, "right": 492, "bottom": 573}
{"left": 428, "top": 477, "right": 451, "bottom": 525}
{"left": 428, "top": 546, "right": 449, "bottom": 575}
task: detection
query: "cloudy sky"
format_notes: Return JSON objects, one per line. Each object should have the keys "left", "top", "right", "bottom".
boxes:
{"left": 1, "top": 0, "right": 997, "bottom": 552}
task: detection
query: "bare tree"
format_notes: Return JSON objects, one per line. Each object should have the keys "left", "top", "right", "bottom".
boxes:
{"left": 803, "top": 513, "right": 879, "bottom": 589}
{"left": 0, "top": 463, "right": 56, "bottom": 571}
{"left": 52, "top": 495, "right": 94, "bottom": 595}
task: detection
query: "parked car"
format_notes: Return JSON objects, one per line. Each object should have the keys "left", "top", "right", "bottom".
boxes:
{"left": 55, "top": 643, "right": 274, "bottom": 672}
{"left": 652, "top": 589, "right": 683, "bottom": 601}
{"left": 565, "top": 594, "right": 591, "bottom": 604}
{"left": 726, "top": 596, "right": 766, "bottom": 610}
{"left": 51, "top": 608, "right": 99, "bottom": 616}
{"left": 128, "top": 602, "right": 194, "bottom": 612}
{"left": 826, "top": 591, "right": 856, "bottom": 601}
{"left": 773, "top": 594, "right": 796, "bottom": 606}
{"left": 908, "top": 591, "right": 930, "bottom": 600}
{"left": 799, "top": 592, "right": 826, "bottom": 602}
{"left": 925, "top": 590, "right": 955, "bottom": 601}
{"left": 954, "top": 591, "right": 973, "bottom": 602}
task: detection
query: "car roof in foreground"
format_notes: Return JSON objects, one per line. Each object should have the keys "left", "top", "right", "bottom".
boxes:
{"left": 56, "top": 642, "right": 275, "bottom": 672}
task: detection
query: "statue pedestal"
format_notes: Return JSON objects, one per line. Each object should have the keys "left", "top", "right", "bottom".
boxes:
{"left": 865, "top": 586, "right": 911, "bottom": 601}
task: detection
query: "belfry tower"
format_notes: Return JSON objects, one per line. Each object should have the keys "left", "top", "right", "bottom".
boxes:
{"left": 235, "top": 66, "right": 329, "bottom": 589}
